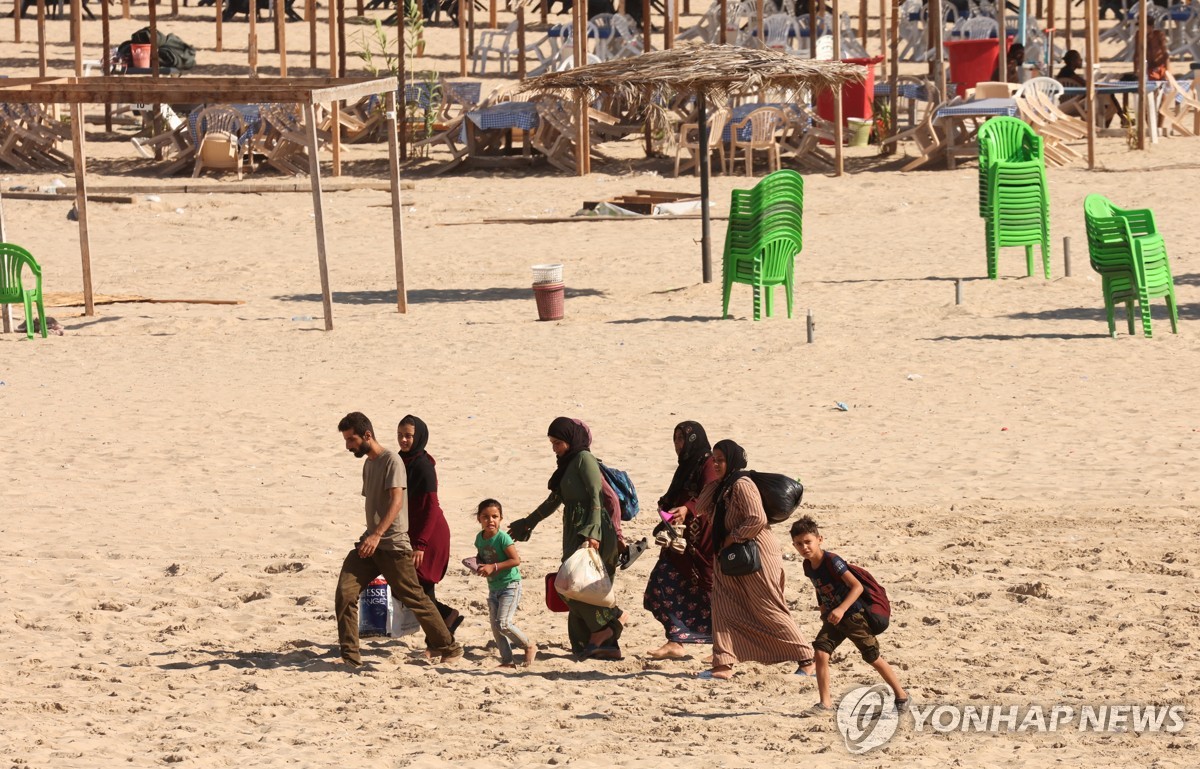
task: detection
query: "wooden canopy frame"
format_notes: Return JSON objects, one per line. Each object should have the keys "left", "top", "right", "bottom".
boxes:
{"left": 0, "top": 75, "right": 406, "bottom": 332}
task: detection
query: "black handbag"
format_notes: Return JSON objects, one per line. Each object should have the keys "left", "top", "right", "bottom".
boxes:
{"left": 718, "top": 540, "right": 761, "bottom": 576}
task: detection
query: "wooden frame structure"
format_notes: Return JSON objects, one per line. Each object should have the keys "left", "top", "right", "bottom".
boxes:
{"left": 0, "top": 75, "right": 405, "bottom": 332}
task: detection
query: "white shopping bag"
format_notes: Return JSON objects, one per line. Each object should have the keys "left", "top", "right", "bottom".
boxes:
{"left": 554, "top": 546, "right": 616, "bottom": 607}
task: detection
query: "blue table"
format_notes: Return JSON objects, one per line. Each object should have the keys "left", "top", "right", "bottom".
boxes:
{"left": 187, "top": 104, "right": 261, "bottom": 150}
{"left": 874, "top": 81, "right": 935, "bottom": 101}
{"left": 461, "top": 102, "right": 541, "bottom": 165}
{"left": 721, "top": 103, "right": 798, "bottom": 143}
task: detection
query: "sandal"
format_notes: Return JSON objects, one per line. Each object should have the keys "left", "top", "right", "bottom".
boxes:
{"left": 619, "top": 537, "right": 650, "bottom": 570}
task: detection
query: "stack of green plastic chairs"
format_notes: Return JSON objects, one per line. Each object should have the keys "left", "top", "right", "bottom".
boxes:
{"left": 1082, "top": 194, "right": 1179, "bottom": 338}
{"left": 0, "top": 243, "right": 47, "bottom": 340}
{"left": 976, "top": 117, "right": 1051, "bottom": 280}
{"left": 722, "top": 169, "right": 803, "bottom": 321}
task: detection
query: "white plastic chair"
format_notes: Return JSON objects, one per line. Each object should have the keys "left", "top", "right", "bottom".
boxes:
{"left": 960, "top": 16, "right": 998, "bottom": 40}
{"left": 763, "top": 14, "right": 798, "bottom": 51}
{"left": 609, "top": 14, "right": 645, "bottom": 59}
{"left": 472, "top": 18, "right": 521, "bottom": 74}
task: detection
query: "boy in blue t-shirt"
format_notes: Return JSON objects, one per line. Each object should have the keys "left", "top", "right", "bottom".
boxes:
{"left": 474, "top": 499, "right": 536, "bottom": 668}
{"left": 791, "top": 515, "right": 907, "bottom": 715}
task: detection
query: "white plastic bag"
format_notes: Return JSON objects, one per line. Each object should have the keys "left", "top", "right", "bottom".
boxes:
{"left": 554, "top": 546, "right": 616, "bottom": 607}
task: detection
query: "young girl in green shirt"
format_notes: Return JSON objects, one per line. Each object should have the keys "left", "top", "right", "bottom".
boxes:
{"left": 474, "top": 499, "right": 536, "bottom": 668}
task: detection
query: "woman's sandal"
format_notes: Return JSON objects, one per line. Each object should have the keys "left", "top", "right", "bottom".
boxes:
{"left": 619, "top": 537, "right": 650, "bottom": 570}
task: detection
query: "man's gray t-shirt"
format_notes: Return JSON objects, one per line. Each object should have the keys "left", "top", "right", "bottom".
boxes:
{"left": 361, "top": 450, "right": 410, "bottom": 552}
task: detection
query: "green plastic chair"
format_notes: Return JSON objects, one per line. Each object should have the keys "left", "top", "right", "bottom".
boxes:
{"left": 1083, "top": 194, "right": 1178, "bottom": 338}
{"left": 722, "top": 169, "right": 803, "bottom": 321}
{"left": 0, "top": 243, "right": 47, "bottom": 340}
{"left": 977, "top": 117, "right": 1051, "bottom": 280}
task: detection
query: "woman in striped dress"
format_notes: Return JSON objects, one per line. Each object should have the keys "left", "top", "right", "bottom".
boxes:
{"left": 693, "top": 439, "right": 815, "bottom": 680}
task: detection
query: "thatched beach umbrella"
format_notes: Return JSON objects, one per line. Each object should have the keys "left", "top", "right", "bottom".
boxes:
{"left": 520, "top": 43, "right": 864, "bottom": 283}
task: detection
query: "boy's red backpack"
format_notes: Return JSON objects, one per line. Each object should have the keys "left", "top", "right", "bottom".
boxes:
{"left": 829, "top": 552, "right": 891, "bottom": 634}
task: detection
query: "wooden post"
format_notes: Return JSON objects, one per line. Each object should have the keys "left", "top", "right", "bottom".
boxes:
{"left": 489, "top": 0, "right": 495, "bottom": 28}
{"left": 122, "top": 0, "right": 129, "bottom": 19}
{"left": 468, "top": 0, "right": 475, "bottom": 56}
{"left": 1084, "top": 0, "right": 1094, "bottom": 168}
{"left": 1136, "top": 0, "right": 1147, "bottom": 149}
{"left": 308, "top": 0, "right": 317, "bottom": 69}
{"left": 878, "top": 0, "right": 885, "bottom": 58}
{"left": 249, "top": 0, "right": 259, "bottom": 74}
{"left": 1046, "top": 0, "right": 1055, "bottom": 71}
{"left": 172, "top": 0, "right": 178, "bottom": 16}
{"left": 541, "top": 0, "right": 547, "bottom": 25}
{"left": 858, "top": 0, "right": 867, "bottom": 46}
{"left": 1063, "top": 236, "right": 1072, "bottom": 276}
{"left": 458, "top": 0, "right": 467, "bottom": 76}
{"left": 13, "top": 0, "right": 20, "bottom": 45}
{"left": 328, "top": 0, "right": 338, "bottom": 76}
{"left": 808, "top": 0, "right": 817, "bottom": 57}
{"left": 574, "top": 1, "right": 588, "bottom": 175}
{"left": 71, "top": 0, "right": 83, "bottom": 75}
{"left": 756, "top": 0, "right": 763, "bottom": 48}
{"left": 806, "top": 309, "right": 814, "bottom": 342}
{"left": 274, "top": 0, "right": 284, "bottom": 55}
{"left": 517, "top": 2, "right": 527, "bottom": 79}
{"left": 697, "top": 92, "right": 713, "bottom": 284}
{"left": 664, "top": 0, "right": 674, "bottom": 49}
{"left": 303, "top": 102, "right": 335, "bottom": 332}
{"left": 832, "top": 0, "right": 843, "bottom": 176}
{"left": 931, "top": 0, "right": 945, "bottom": 102}
{"left": 385, "top": 91, "right": 408, "bottom": 313}
{"left": 954, "top": 278, "right": 962, "bottom": 304}
{"left": 719, "top": 0, "right": 726, "bottom": 44}
{"left": 70, "top": 104, "right": 95, "bottom": 317}
{"left": 357, "top": 0, "right": 364, "bottom": 14}
{"left": 36, "top": 0, "right": 46, "bottom": 77}
{"left": 216, "top": 0, "right": 224, "bottom": 51}
{"left": 1065, "top": 0, "right": 1071, "bottom": 49}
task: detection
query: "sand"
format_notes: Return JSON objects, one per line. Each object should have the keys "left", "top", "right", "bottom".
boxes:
{"left": 2, "top": 5, "right": 1199, "bottom": 768}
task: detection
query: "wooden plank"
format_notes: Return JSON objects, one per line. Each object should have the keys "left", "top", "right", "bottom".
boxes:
{"left": 2, "top": 180, "right": 412, "bottom": 195}
{"left": 70, "top": 103, "right": 95, "bottom": 317}
{"left": 0, "top": 76, "right": 399, "bottom": 106}
{"left": 441, "top": 215, "right": 731, "bottom": 225}
{"left": 0, "top": 192, "right": 138, "bottom": 203}
{"left": 303, "top": 103, "right": 335, "bottom": 331}
{"left": 385, "top": 91, "right": 407, "bottom": 314}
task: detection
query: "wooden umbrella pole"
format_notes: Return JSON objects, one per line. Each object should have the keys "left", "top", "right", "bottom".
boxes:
{"left": 70, "top": 103, "right": 95, "bottom": 317}
{"left": 997, "top": 0, "right": 1007, "bottom": 83}
{"left": 1065, "top": 0, "right": 1071, "bottom": 49}
{"left": 665, "top": 0, "right": 674, "bottom": 48}
{"left": 36, "top": 0, "right": 46, "bottom": 77}
{"left": 216, "top": 0, "right": 224, "bottom": 51}
{"left": 337, "top": 0, "right": 347, "bottom": 76}
{"left": 808, "top": 0, "right": 816, "bottom": 57}
{"left": 71, "top": 0, "right": 82, "bottom": 75}
{"left": 697, "top": 91, "right": 712, "bottom": 284}
{"left": 1084, "top": 0, "right": 1094, "bottom": 168}
{"left": 888, "top": 0, "right": 898, "bottom": 148}
{"left": 278, "top": 0, "right": 288, "bottom": 75}
{"left": 489, "top": 0, "right": 495, "bottom": 28}
{"left": 859, "top": 0, "right": 866, "bottom": 46}
{"left": 832, "top": 0, "right": 843, "bottom": 176}
{"left": 756, "top": 0, "right": 763, "bottom": 45}
{"left": 517, "top": 1, "right": 527, "bottom": 79}
{"left": 308, "top": 0, "right": 317, "bottom": 69}
{"left": 399, "top": 0, "right": 407, "bottom": 160}
{"left": 719, "top": 0, "right": 726, "bottom": 44}
{"left": 1046, "top": 0, "right": 1054, "bottom": 70}
{"left": 101, "top": 0, "right": 110, "bottom": 130}
{"left": 385, "top": 91, "right": 408, "bottom": 313}
{"left": 13, "top": 0, "right": 20, "bottom": 45}
{"left": 643, "top": 0, "right": 652, "bottom": 51}
{"left": 1136, "top": 0, "right": 1146, "bottom": 149}
{"left": 303, "top": 102, "right": 335, "bottom": 331}
{"left": 458, "top": 0, "right": 467, "bottom": 76}
{"left": 931, "top": 0, "right": 945, "bottom": 101}
{"left": 149, "top": 0, "right": 160, "bottom": 76}
{"left": 574, "top": 1, "right": 589, "bottom": 175}
{"left": 249, "top": 0, "right": 259, "bottom": 73}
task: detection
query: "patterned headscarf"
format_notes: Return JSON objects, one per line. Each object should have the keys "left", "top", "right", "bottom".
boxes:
{"left": 657, "top": 421, "right": 712, "bottom": 511}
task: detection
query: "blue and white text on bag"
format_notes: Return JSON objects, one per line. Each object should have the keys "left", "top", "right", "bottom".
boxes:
{"left": 358, "top": 577, "right": 421, "bottom": 638}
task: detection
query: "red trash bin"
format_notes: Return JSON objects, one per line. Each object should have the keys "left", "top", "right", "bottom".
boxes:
{"left": 944, "top": 37, "right": 1012, "bottom": 98}
{"left": 817, "top": 56, "right": 883, "bottom": 127}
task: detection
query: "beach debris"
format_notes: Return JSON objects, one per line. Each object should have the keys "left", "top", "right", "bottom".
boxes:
{"left": 50, "top": 178, "right": 65, "bottom": 188}
{"left": 835, "top": 402, "right": 850, "bottom": 411}
{"left": 164, "top": 563, "right": 184, "bottom": 576}
{"left": 144, "top": 194, "right": 161, "bottom": 203}
{"left": 264, "top": 561, "right": 305, "bottom": 574}
{"left": 290, "top": 315, "right": 313, "bottom": 322}
{"left": 66, "top": 205, "right": 78, "bottom": 221}
{"left": 1008, "top": 581, "right": 1051, "bottom": 600}
{"left": 1001, "top": 427, "right": 1009, "bottom": 431}
{"left": 906, "top": 374, "right": 922, "bottom": 380}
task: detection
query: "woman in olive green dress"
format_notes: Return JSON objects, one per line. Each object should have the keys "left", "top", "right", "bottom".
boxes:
{"left": 509, "top": 417, "right": 625, "bottom": 659}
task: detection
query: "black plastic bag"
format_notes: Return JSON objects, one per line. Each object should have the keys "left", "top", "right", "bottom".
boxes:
{"left": 746, "top": 471, "right": 804, "bottom": 524}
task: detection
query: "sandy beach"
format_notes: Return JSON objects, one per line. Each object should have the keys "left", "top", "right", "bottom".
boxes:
{"left": 2, "top": 4, "right": 1200, "bottom": 767}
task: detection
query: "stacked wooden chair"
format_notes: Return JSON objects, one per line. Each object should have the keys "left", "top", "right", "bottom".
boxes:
{"left": 721, "top": 168, "right": 804, "bottom": 321}
{"left": 1083, "top": 194, "right": 1179, "bottom": 338}
{"left": 976, "top": 117, "right": 1051, "bottom": 280}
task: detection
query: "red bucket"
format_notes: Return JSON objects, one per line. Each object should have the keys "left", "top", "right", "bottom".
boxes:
{"left": 130, "top": 43, "right": 152, "bottom": 69}
{"left": 545, "top": 573, "right": 569, "bottom": 612}
{"left": 533, "top": 282, "right": 564, "bottom": 321}
{"left": 945, "top": 37, "right": 1012, "bottom": 98}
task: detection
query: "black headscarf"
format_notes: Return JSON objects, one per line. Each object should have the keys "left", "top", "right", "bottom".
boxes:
{"left": 547, "top": 416, "right": 592, "bottom": 491}
{"left": 398, "top": 415, "right": 437, "bottom": 498}
{"left": 658, "top": 421, "right": 712, "bottom": 510}
{"left": 710, "top": 439, "right": 749, "bottom": 554}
